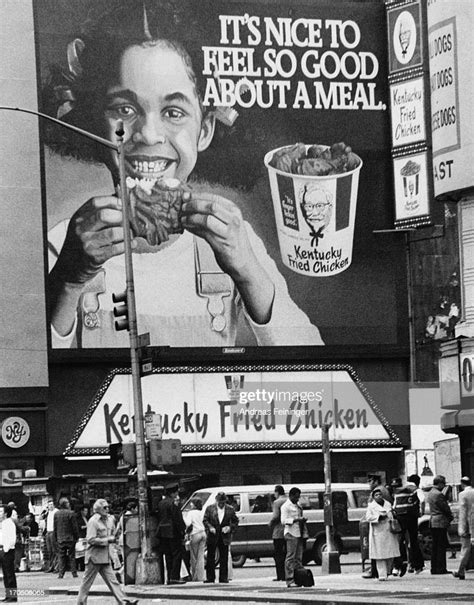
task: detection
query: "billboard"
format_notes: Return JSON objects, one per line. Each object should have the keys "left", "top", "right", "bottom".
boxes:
{"left": 64, "top": 365, "right": 402, "bottom": 456}
{"left": 34, "top": 0, "right": 406, "bottom": 352}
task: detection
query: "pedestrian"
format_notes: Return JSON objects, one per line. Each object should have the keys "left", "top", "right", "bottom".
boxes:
{"left": 42, "top": 499, "right": 58, "bottom": 572}
{"left": 184, "top": 498, "right": 205, "bottom": 582}
{"left": 22, "top": 514, "right": 39, "bottom": 538}
{"left": 425, "top": 474, "right": 453, "bottom": 575}
{"left": 452, "top": 476, "right": 474, "bottom": 580}
{"left": 173, "top": 494, "right": 190, "bottom": 581}
{"left": 268, "top": 485, "right": 287, "bottom": 582}
{"left": 388, "top": 477, "right": 402, "bottom": 501}
{"left": 54, "top": 497, "right": 80, "bottom": 579}
{"left": 406, "top": 474, "right": 425, "bottom": 517}
{"left": 114, "top": 499, "right": 138, "bottom": 582}
{"left": 76, "top": 499, "right": 137, "bottom": 605}
{"left": 392, "top": 475, "right": 424, "bottom": 574}
{"left": 203, "top": 492, "right": 239, "bottom": 584}
{"left": 362, "top": 474, "right": 393, "bottom": 579}
{"left": 155, "top": 488, "right": 186, "bottom": 585}
{"left": 281, "top": 487, "right": 307, "bottom": 588}
{"left": 0, "top": 504, "right": 18, "bottom": 602}
{"left": 392, "top": 479, "right": 424, "bottom": 575}
{"left": 6, "top": 504, "right": 17, "bottom": 523}
{"left": 75, "top": 505, "right": 90, "bottom": 572}
{"left": 7, "top": 503, "right": 22, "bottom": 574}
{"left": 77, "top": 505, "right": 90, "bottom": 539}
{"left": 365, "top": 487, "right": 401, "bottom": 581}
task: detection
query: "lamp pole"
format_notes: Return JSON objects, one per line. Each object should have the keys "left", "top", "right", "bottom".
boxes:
{"left": 0, "top": 106, "right": 159, "bottom": 584}
{"left": 321, "top": 423, "right": 341, "bottom": 574}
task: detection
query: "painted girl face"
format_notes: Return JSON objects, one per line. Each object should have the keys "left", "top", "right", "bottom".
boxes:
{"left": 103, "top": 43, "right": 214, "bottom": 183}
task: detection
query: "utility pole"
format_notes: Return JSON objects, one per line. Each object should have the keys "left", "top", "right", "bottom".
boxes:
{"left": 115, "top": 122, "right": 160, "bottom": 584}
{"left": 0, "top": 106, "right": 160, "bottom": 584}
{"left": 321, "top": 423, "right": 341, "bottom": 574}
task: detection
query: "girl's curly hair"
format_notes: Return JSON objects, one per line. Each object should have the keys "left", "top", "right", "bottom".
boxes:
{"left": 41, "top": 0, "right": 213, "bottom": 164}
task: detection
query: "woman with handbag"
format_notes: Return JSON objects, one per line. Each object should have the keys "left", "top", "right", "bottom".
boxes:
{"left": 365, "top": 488, "right": 401, "bottom": 581}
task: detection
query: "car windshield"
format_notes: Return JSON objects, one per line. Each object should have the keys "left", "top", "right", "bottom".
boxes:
{"left": 181, "top": 491, "right": 211, "bottom": 512}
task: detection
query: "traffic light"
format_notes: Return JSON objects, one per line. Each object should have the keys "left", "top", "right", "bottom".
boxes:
{"left": 112, "top": 290, "right": 129, "bottom": 331}
{"left": 109, "top": 442, "right": 136, "bottom": 469}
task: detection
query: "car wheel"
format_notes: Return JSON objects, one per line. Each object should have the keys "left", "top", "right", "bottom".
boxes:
{"left": 231, "top": 554, "right": 246, "bottom": 568}
{"left": 312, "top": 536, "right": 343, "bottom": 565}
{"left": 418, "top": 527, "right": 432, "bottom": 560}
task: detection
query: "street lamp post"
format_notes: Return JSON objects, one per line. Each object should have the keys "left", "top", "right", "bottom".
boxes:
{"left": 0, "top": 106, "right": 160, "bottom": 584}
{"left": 321, "top": 423, "right": 341, "bottom": 574}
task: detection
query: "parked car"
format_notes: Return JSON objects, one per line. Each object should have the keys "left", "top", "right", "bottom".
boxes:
{"left": 417, "top": 483, "right": 461, "bottom": 560}
{"left": 182, "top": 483, "right": 371, "bottom": 567}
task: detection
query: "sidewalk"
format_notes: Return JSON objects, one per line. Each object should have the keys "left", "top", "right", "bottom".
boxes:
{"left": 42, "top": 569, "right": 474, "bottom": 604}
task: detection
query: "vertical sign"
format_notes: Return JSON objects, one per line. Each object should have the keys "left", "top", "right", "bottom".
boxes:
{"left": 427, "top": 1, "right": 473, "bottom": 199}
{"left": 386, "top": 0, "right": 434, "bottom": 229}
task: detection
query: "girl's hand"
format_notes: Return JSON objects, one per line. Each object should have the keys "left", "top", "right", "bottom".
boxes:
{"left": 53, "top": 195, "right": 132, "bottom": 286}
{"left": 181, "top": 192, "right": 257, "bottom": 283}
{"left": 181, "top": 192, "right": 276, "bottom": 324}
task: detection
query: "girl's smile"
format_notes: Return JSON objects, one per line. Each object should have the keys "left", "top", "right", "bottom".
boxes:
{"left": 103, "top": 43, "right": 214, "bottom": 183}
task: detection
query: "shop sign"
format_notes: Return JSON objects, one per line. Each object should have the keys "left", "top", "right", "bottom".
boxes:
{"left": 460, "top": 353, "right": 474, "bottom": 399}
{"left": 1, "top": 417, "right": 30, "bottom": 449}
{"left": 386, "top": 0, "right": 434, "bottom": 229}
{"left": 390, "top": 78, "right": 426, "bottom": 147}
{"left": 387, "top": 1, "right": 423, "bottom": 74}
{"left": 392, "top": 151, "right": 430, "bottom": 224}
{"left": 428, "top": 1, "right": 473, "bottom": 198}
{"left": 65, "top": 366, "right": 401, "bottom": 456}
{"left": 0, "top": 469, "right": 22, "bottom": 487}
{"left": 22, "top": 483, "right": 48, "bottom": 496}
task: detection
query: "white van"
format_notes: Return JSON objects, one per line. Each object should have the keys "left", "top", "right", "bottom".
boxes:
{"left": 182, "top": 483, "right": 370, "bottom": 567}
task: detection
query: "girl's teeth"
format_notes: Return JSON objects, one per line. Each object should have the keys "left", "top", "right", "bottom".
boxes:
{"left": 132, "top": 160, "right": 167, "bottom": 173}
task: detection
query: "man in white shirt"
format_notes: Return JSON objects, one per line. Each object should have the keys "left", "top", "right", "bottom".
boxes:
{"left": 1, "top": 505, "right": 18, "bottom": 602}
{"left": 280, "top": 487, "right": 307, "bottom": 587}
{"left": 42, "top": 500, "right": 58, "bottom": 572}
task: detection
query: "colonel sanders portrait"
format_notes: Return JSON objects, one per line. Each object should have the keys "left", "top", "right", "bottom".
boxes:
{"left": 300, "top": 185, "right": 333, "bottom": 247}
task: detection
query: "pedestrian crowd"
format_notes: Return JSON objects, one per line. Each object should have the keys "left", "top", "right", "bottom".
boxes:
{"left": 0, "top": 472, "right": 473, "bottom": 602}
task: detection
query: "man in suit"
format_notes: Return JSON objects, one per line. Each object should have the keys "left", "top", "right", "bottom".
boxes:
{"left": 453, "top": 476, "right": 474, "bottom": 579}
{"left": 425, "top": 474, "right": 453, "bottom": 575}
{"left": 203, "top": 492, "right": 239, "bottom": 584}
{"left": 156, "top": 488, "right": 186, "bottom": 585}
{"left": 269, "top": 485, "right": 287, "bottom": 581}
{"left": 76, "top": 499, "right": 137, "bottom": 605}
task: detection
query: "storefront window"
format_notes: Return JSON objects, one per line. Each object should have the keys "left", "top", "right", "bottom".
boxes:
{"left": 411, "top": 203, "right": 460, "bottom": 382}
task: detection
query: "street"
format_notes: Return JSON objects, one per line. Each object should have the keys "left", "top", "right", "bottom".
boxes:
{"left": 4, "top": 552, "right": 474, "bottom": 605}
